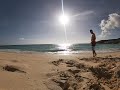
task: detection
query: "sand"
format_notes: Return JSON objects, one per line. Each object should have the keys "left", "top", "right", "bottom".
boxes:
{"left": 0, "top": 51, "right": 119, "bottom": 90}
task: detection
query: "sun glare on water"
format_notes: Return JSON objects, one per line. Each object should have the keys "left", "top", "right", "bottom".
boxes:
{"left": 58, "top": 43, "right": 71, "bottom": 55}
{"left": 58, "top": 43, "right": 71, "bottom": 50}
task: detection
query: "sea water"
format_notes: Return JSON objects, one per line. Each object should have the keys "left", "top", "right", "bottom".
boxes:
{"left": 0, "top": 44, "right": 119, "bottom": 54}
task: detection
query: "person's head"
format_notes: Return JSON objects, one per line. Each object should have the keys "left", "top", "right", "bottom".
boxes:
{"left": 90, "top": 29, "right": 93, "bottom": 34}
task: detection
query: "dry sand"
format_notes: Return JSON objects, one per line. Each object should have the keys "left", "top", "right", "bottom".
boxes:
{"left": 0, "top": 51, "right": 119, "bottom": 90}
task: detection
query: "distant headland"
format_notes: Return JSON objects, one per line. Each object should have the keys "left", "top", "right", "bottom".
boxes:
{"left": 97, "top": 38, "right": 120, "bottom": 44}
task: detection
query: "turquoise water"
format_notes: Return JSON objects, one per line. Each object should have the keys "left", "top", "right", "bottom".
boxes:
{"left": 0, "top": 44, "right": 119, "bottom": 53}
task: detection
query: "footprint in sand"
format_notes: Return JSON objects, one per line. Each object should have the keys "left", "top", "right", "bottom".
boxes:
{"left": 3, "top": 65, "right": 26, "bottom": 73}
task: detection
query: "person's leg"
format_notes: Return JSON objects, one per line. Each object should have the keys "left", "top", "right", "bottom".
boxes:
{"left": 93, "top": 50, "right": 97, "bottom": 57}
{"left": 92, "top": 50, "right": 94, "bottom": 57}
{"left": 92, "top": 46, "right": 94, "bottom": 57}
{"left": 92, "top": 46, "right": 97, "bottom": 57}
{"left": 94, "top": 50, "right": 97, "bottom": 56}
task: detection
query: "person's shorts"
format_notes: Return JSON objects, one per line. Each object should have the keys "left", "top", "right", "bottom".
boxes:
{"left": 92, "top": 45, "right": 95, "bottom": 51}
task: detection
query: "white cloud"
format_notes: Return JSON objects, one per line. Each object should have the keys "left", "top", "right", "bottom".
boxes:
{"left": 71, "top": 10, "right": 95, "bottom": 17}
{"left": 99, "top": 13, "right": 120, "bottom": 38}
{"left": 19, "top": 38, "right": 25, "bottom": 40}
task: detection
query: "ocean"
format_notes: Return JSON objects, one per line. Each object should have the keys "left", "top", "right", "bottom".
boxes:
{"left": 0, "top": 44, "right": 119, "bottom": 54}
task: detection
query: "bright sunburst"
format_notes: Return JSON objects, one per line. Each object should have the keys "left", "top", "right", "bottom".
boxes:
{"left": 59, "top": 14, "right": 69, "bottom": 25}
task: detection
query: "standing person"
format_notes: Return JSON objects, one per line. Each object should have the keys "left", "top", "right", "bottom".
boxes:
{"left": 90, "top": 30, "right": 97, "bottom": 57}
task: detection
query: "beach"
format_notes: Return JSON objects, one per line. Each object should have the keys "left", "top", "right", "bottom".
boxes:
{"left": 0, "top": 0, "right": 120, "bottom": 89}
{"left": 0, "top": 51, "right": 119, "bottom": 90}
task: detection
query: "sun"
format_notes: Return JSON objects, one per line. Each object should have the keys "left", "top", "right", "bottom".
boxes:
{"left": 59, "top": 14, "right": 69, "bottom": 25}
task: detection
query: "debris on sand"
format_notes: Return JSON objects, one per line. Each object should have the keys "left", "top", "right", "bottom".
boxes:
{"left": 116, "top": 70, "right": 120, "bottom": 78}
{"left": 80, "top": 57, "right": 120, "bottom": 62}
{"left": 68, "top": 68, "right": 80, "bottom": 74}
{"left": 3, "top": 65, "right": 26, "bottom": 73}
{"left": 88, "top": 83, "right": 105, "bottom": 90}
{"left": 46, "top": 57, "right": 120, "bottom": 90}
{"left": 65, "top": 60, "right": 78, "bottom": 67}
{"left": 89, "top": 67, "right": 113, "bottom": 79}
{"left": 75, "top": 63, "right": 86, "bottom": 69}
{"left": 52, "top": 78, "right": 70, "bottom": 90}
{"left": 44, "top": 80, "right": 63, "bottom": 90}
{"left": 51, "top": 59, "right": 64, "bottom": 66}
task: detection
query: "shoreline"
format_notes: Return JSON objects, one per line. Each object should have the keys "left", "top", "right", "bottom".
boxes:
{"left": 0, "top": 49, "right": 120, "bottom": 54}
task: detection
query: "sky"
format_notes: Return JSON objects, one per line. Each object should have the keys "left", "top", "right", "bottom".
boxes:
{"left": 0, "top": 0, "right": 120, "bottom": 45}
